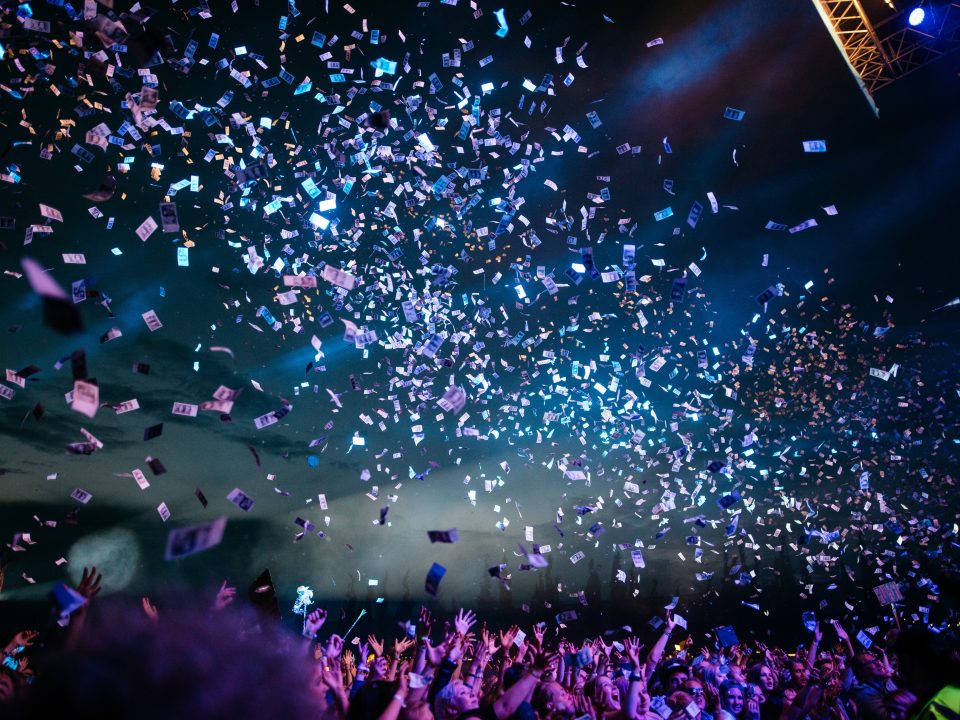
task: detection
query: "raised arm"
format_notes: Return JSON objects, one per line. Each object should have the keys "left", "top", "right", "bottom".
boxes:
{"left": 493, "top": 647, "right": 557, "bottom": 720}
{"left": 645, "top": 609, "right": 678, "bottom": 676}
{"left": 625, "top": 636, "right": 652, "bottom": 720}
{"left": 805, "top": 621, "right": 822, "bottom": 670}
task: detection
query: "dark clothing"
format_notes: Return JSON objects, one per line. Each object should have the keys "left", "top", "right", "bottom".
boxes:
{"left": 456, "top": 703, "right": 499, "bottom": 720}
{"left": 857, "top": 679, "right": 898, "bottom": 720}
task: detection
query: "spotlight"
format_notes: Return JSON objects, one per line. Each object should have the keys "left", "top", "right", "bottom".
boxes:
{"left": 907, "top": 6, "right": 925, "bottom": 25}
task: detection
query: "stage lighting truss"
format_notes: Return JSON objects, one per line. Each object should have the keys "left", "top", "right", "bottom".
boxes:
{"left": 813, "top": 0, "right": 960, "bottom": 115}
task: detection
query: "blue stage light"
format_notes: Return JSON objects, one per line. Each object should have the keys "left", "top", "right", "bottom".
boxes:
{"left": 907, "top": 7, "right": 925, "bottom": 26}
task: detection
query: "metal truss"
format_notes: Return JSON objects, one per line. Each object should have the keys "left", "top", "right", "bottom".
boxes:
{"left": 813, "top": 1, "right": 960, "bottom": 116}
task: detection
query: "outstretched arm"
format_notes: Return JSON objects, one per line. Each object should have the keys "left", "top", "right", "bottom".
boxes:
{"left": 645, "top": 609, "right": 677, "bottom": 676}
{"left": 493, "top": 649, "right": 557, "bottom": 720}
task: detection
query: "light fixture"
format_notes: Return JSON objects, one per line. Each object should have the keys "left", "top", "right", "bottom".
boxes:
{"left": 907, "top": 5, "right": 926, "bottom": 26}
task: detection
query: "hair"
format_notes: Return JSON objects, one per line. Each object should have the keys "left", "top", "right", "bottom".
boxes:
{"left": 668, "top": 690, "right": 695, "bottom": 711}
{"left": 893, "top": 625, "right": 960, "bottom": 689}
{"left": 747, "top": 663, "right": 775, "bottom": 689}
{"left": 700, "top": 663, "right": 722, "bottom": 688}
{"left": 7, "top": 597, "right": 321, "bottom": 720}
{"left": 720, "top": 680, "right": 745, "bottom": 701}
{"left": 852, "top": 651, "right": 876, "bottom": 678}
{"left": 434, "top": 680, "right": 463, "bottom": 719}
{"left": 503, "top": 664, "right": 524, "bottom": 689}
{"left": 348, "top": 678, "right": 401, "bottom": 720}
{"left": 531, "top": 680, "right": 561, "bottom": 715}
{"left": 660, "top": 661, "right": 690, "bottom": 687}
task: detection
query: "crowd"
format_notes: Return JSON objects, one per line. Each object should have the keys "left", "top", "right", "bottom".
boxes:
{"left": 1, "top": 568, "right": 956, "bottom": 720}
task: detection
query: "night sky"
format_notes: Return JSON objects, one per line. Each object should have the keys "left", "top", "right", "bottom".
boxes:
{"left": 1, "top": 0, "right": 958, "bottom": 639}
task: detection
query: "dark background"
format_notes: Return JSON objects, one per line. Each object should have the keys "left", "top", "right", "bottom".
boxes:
{"left": 0, "top": 0, "right": 958, "bottom": 645}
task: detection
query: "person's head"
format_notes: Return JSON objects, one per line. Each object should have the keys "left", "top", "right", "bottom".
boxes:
{"left": 745, "top": 683, "right": 765, "bottom": 705}
{"left": 748, "top": 663, "right": 777, "bottom": 693}
{"left": 852, "top": 652, "right": 887, "bottom": 684}
{"left": 369, "top": 655, "right": 390, "bottom": 680}
{"left": 668, "top": 691, "right": 696, "bottom": 718}
{"left": 7, "top": 597, "right": 322, "bottom": 720}
{"left": 788, "top": 660, "right": 809, "bottom": 689}
{"left": 883, "top": 689, "right": 918, "bottom": 720}
{"left": 720, "top": 681, "right": 745, "bottom": 716}
{"left": 348, "top": 679, "right": 401, "bottom": 720}
{"left": 815, "top": 653, "right": 835, "bottom": 677}
{"left": 682, "top": 679, "right": 707, "bottom": 710}
{"left": 662, "top": 661, "right": 690, "bottom": 693}
{"left": 435, "top": 680, "right": 479, "bottom": 719}
{"left": 728, "top": 666, "right": 746, "bottom": 685}
{"left": 532, "top": 680, "right": 576, "bottom": 718}
{"left": 586, "top": 675, "right": 621, "bottom": 712}
{"left": 893, "top": 625, "right": 960, "bottom": 701}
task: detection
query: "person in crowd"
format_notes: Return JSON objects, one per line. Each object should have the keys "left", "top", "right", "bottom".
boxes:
{"left": 852, "top": 650, "right": 899, "bottom": 720}
{"left": 716, "top": 680, "right": 760, "bottom": 720}
{"left": 682, "top": 677, "right": 716, "bottom": 720}
{"left": 892, "top": 626, "right": 960, "bottom": 720}
{"left": 8, "top": 565, "right": 960, "bottom": 720}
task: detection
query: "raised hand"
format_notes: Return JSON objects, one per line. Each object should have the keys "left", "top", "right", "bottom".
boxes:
{"left": 532, "top": 623, "right": 546, "bottom": 649}
{"left": 212, "top": 580, "right": 236, "bottom": 612}
{"left": 419, "top": 606, "right": 434, "bottom": 639}
{"left": 76, "top": 566, "right": 103, "bottom": 599}
{"left": 624, "top": 636, "right": 642, "bottom": 669}
{"left": 5, "top": 629, "right": 39, "bottom": 650}
{"left": 530, "top": 645, "right": 560, "bottom": 674}
{"left": 394, "top": 637, "right": 415, "bottom": 656}
{"left": 480, "top": 628, "right": 500, "bottom": 655}
{"left": 367, "top": 634, "right": 384, "bottom": 657}
{"left": 318, "top": 658, "right": 344, "bottom": 691}
{"left": 141, "top": 597, "right": 159, "bottom": 622}
{"left": 424, "top": 638, "right": 446, "bottom": 666}
{"left": 454, "top": 608, "right": 477, "bottom": 636}
{"left": 812, "top": 621, "right": 822, "bottom": 643}
{"left": 305, "top": 608, "right": 327, "bottom": 637}
{"left": 443, "top": 634, "right": 464, "bottom": 664}
{"left": 500, "top": 624, "right": 520, "bottom": 650}
{"left": 396, "top": 659, "right": 411, "bottom": 699}
{"left": 573, "top": 690, "right": 596, "bottom": 719}
{"left": 664, "top": 608, "right": 677, "bottom": 633}
{"left": 325, "top": 633, "right": 344, "bottom": 660}
{"left": 704, "top": 682, "right": 721, "bottom": 712}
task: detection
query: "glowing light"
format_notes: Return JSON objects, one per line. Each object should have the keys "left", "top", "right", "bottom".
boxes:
{"left": 907, "top": 7, "right": 925, "bottom": 25}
